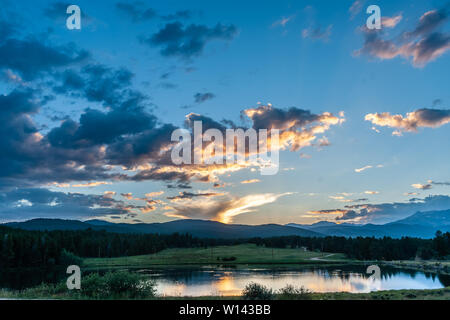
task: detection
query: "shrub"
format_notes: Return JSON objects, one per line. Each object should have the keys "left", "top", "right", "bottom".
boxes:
{"left": 81, "top": 271, "right": 156, "bottom": 299}
{"left": 81, "top": 273, "right": 106, "bottom": 298}
{"left": 221, "top": 256, "right": 237, "bottom": 262}
{"left": 278, "top": 285, "right": 312, "bottom": 300}
{"left": 242, "top": 282, "right": 274, "bottom": 300}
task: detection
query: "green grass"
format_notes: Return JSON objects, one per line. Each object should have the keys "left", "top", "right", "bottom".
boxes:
{"left": 83, "top": 244, "right": 349, "bottom": 268}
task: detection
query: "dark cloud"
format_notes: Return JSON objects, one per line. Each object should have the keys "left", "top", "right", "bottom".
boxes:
{"left": 194, "top": 92, "right": 215, "bottom": 104}
{"left": 244, "top": 105, "right": 338, "bottom": 131}
{"left": 167, "top": 191, "right": 221, "bottom": 201}
{"left": 0, "top": 20, "right": 16, "bottom": 41}
{"left": 162, "top": 10, "right": 192, "bottom": 21}
{"left": 167, "top": 183, "right": 192, "bottom": 189}
{"left": 116, "top": 1, "right": 157, "bottom": 22}
{"left": 355, "top": 7, "right": 450, "bottom": 67}
{"left": 302, "top": 25, "right": 333, "bottom": 42}
{"left": 48, "top": 108, "right": 157, "bottom": 148}
{"left": 0, "top": 188, "right": 128, "bottom": 221}
{"left": 408, "top": 8, "right": 448, "bottom": 37}
{"left": 0, "top": 38, "right": 89, "bottom": 80}
{"left": 43, "top": 2, "right": 90, "bottom": 21}
{"left": 105, "top": 123, "right": 177, "bottom": 168}
{"left": 115, "top": 2, "right": 191, "bottom": 22}
{"left": 141, "top": 22, "right": 238, "bottom": 59}
{"left": 184, "top": 113, "right": 228, "bottom": 132}
{"left": 432, "top": 181, "right": 450, "bottom": 186}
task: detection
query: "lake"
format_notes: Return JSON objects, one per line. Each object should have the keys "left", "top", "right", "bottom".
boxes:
{"left": 138, "top": 265, "right": 450, "bottom": 297}
{"left": 1, "top": 265, "right": 449, "bottom": 296}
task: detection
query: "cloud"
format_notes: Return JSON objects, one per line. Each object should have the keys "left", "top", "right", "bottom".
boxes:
{"left": 243, "top": 104, "right": 345, "bottom": 152}
{"left": 194, "top": 92, "right": 215, "bottom": 104}
{"left": 308, "top": 209, "right": 354, "bottom": 216}
{"left": 115, "top": 2, "right": 191, "bottom": 22}
{"left": 44, "top": 2, "right": 91, "bottom": 22}
{"left": 166, "top": 192, "right": 291, "bottom": 223}
{"left": 365, "top": 108, "right": 450, "bottom": 135}
{"left": 140, "top": 22, "right": 238, "bottom": 59}
{"left": 302, "top": 25, "right": 333, "bottom": 42}
{"left": 355, "top": 8, "right": 450, "bottom": 67}
{"left": 349, "top": 0, "right": 365, "bottom": 20}
{"left": 271, "top": 15, "right": 295, "bottom": 28}
{"left": 115, "top": 2, "right": 157, "bottom": 22}
{"left": 382, "top": 15, "right": 403, "bottom": 28}
{"left": 0, "top": 20, "right": 16, "bottom": 41}
{"left": 52, "top": 181, "right": 112, "bottom": 188}
{"left": 121, "top": 193, "right": 134, "bottom": 200}
{"left": 364, "top": 190, "right": 379, "bottom": 195}
{"left": 0, "top": 188, "right": 129, "bottom": 221}
{"left": 0, "top": 38, "right": 90, "bottom": 81}
{"left": 145, "top": 191, "right": 164, "bottom": 197}
{"left": 161, "top": 10, "right": 192, "bottom": 21}
{"left": 412, "top": 183, "right": 433, "bottom": 190}
{"left": 355, "top": 165, "right": 372, "bottom": 173}
{"left": 432, "top": 181, "right": 450, "bottom": 186}
{"left": 241, "top": 179, "right": 260, "bottom": 184}
{"left": 167, "top": 191, "right": 223, "bottom": 201}
{"left": 335, "top": 195, "right": 450, "bottom": 224}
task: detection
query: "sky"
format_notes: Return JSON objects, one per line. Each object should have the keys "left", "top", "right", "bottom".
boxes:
{"left": 0, "top": 0, "right": 449, "bottom": 226}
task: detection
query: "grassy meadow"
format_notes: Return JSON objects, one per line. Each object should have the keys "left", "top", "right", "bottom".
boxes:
{"left": 83, "top": 244, "right": 350, "bottom": 269}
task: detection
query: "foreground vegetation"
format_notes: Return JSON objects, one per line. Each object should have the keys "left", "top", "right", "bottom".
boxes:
{"left": 0, "top": 271, "right": 156, "bottom": 300}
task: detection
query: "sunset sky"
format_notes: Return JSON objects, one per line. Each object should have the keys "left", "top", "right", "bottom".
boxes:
{"left": 1, "top": 0, "right": 449, "bottom": 225}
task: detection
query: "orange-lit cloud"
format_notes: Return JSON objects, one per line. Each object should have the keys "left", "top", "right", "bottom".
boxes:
{"left": 165, "top": 192, "right": 293, "bottom": 224}
{"left": 366, "top": 108, "right": 450, "bottom": 135}
{"left": 241, "top": 179, "right": 260, "bottom": 184}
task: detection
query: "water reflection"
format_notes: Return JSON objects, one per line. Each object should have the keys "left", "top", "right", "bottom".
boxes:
{"left": 1, "top": 265, "right": 448, "bottom": 296}
{"left": 148, "top": 266, "right": 449, "bottom": 297}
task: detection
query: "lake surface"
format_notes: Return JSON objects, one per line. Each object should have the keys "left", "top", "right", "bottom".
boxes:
{"left": 138, "top": 265, "right": 450, "bottom": 297}
{"left": 1, "top": 265, "right": 449, "bottom": 296}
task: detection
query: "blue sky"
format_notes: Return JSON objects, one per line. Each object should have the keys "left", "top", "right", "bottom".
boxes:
{"left": 0, "top": 0, "right": 449, "bottom": 225}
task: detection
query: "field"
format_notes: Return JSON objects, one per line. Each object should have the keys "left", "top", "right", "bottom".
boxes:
{"left": 83, "top": 244, "right": 350, "bottom": 268}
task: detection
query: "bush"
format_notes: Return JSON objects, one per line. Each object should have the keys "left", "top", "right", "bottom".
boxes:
{"left": 221, "top": 256, "right": 237, "bottom": 262}
{"left": 81, "top": 273, "right": 106, "bottom": 298}
{"left": 81, "top": 271, "right": 156, "bottom": 299}
{"left": 278, "top": 285, "right": 312, "bottom": 300}
{"left": 242, "top": 283, "right": 274, "bottom": 300}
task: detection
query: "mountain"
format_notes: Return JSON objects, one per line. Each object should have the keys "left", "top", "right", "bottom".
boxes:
{"left": 394, "top": 209, "right": 450, "bottom": 228}
{"left": 3, "top": 218, "right": 323, "bottom": 239}
{"left": 287, "top": 209, "right": 450, "bottom": 238}
{"left": 4, "top": 209, "right": 449, "bottom": 239}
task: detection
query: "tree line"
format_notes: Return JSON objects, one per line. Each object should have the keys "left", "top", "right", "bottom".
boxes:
{"left": 250, "top": 231, "right": 450, "bottom": 260}
{"left": 0, "top": 225, "right": 449, "bottom": 268}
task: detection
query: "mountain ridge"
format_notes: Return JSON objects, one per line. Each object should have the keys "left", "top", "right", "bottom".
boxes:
{"left": 3, "top": 209, "right": 449, "bottom": 239}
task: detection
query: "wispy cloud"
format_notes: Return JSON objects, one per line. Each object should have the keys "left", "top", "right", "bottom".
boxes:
{"left": 355, "top": 164, "right": 383, "bottom": 173}
{"left": 241, "top": 179, "right": 260, "bottom": 184}
{"left": 271, "top": 15, "right": 295, "bottom": 28}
